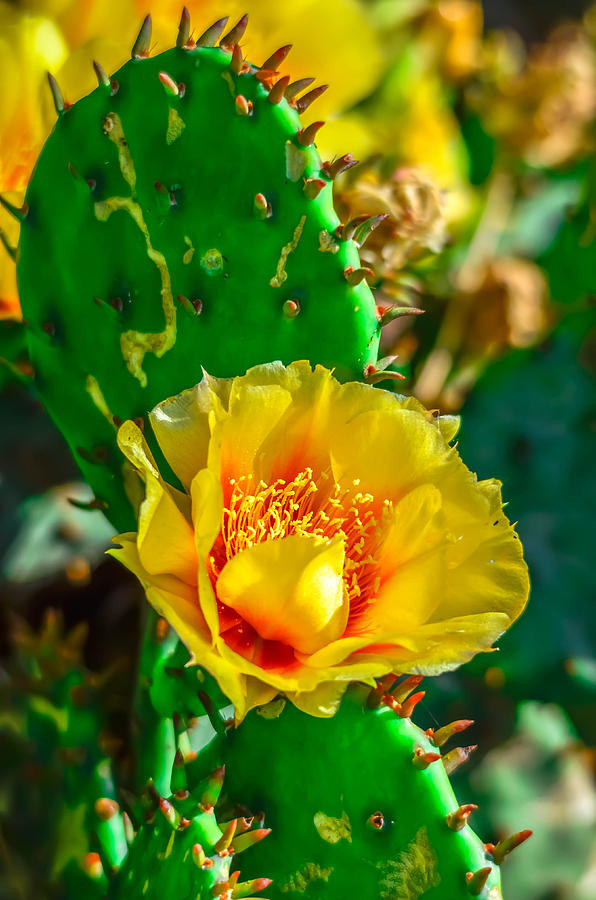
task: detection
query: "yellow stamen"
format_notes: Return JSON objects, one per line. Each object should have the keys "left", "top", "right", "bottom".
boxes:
{"left": 211, "top": 469, "right": 388, "bottom": 615}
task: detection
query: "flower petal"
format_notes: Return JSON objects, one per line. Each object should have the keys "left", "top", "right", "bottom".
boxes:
{"left": 377, "top": 484, "right": 444, "bottom": 580}
{"left": 330, "top": 405, "right": 453, "bottom": 502}
{"left": 216, "top": 534, "right": 348, "bottom": 656}
{"left": 441, "top": 521, "right": 529, "bottom": 622}
{"left": 370, "top": 612, "right": 512, "bottom": 674}
{"left": 149, "top": 379, "right": 218, "bottom": 489}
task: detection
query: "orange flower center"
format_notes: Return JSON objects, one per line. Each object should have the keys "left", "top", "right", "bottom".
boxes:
{"left": 208, "top": 469, "right": 389, "bottom": 668}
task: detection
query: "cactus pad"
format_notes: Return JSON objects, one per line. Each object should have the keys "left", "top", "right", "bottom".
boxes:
{"left": 16, "top": 14, "right": 381, "bottom": 529}
{"left": 211, "top": 684, "right": 505, "bottom": 899}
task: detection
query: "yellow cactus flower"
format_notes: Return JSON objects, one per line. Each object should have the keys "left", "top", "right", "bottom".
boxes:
{"left": 111, "top": 362, "right": 529, "bottom": 721}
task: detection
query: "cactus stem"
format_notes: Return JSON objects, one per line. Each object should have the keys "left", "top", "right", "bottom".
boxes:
{"left": 446, "top": 804, "right": 479, "bottom": 831}
{"left": 232, "top": 878, "right": 273, "bottom": 898}
{"left": 442, "top": 745, "right": 478, "bottom": 775}
{"left": 303, "top": 177, "right": 326, "bottom": 199}
{"left": 159, "top": 71, "right": 180, "bottom": 96}
{"left": 177, "top": 7, "right": 191, "bottom": 49}
{"left": 176, "top": 294, "right": 202, "bottom": 316}
{"left": 295, "top": 84, "right": 329, "bottom": 113}
{"left": 253, "top": 193, "right": 272, "bottom": 219}
{"left": 466, "top": 867, "right": 492, "bottom": 895}
{"left": 366, "top": 811, "right": 385, "bottom": 831}
{"left": 0, "top": 229, "right": 17, "bottom": 261}
{"left": 214, "top": 818, "right": 238, "bottom": 854}
{"left": 93, "top": 60, "right": 110, "bottom": 88}
{"left": 429, "top": 719, "right": 475, "bottom": 748}
{"left": 236, "top": 95, "right": 253, "bottom": 116}
{"left": 220, "top": 15, "right": 249, "bottom": 50}
{"left": 230, "top": 828, "right": 271, "bottom": 854}
{"left": 268, "top": 75, "right": 290, "bottom": 105}
{"left": 344, "top": 265, "right": 374, "bottom": 286}
{"left": 283, "top": 299, "right": 300, "bottom": 318}
{"left": 486, "top": 829, "right": 533, "bottom": 864}
{"left": 322, "top": 153, "right": 359, "bottom": 179}
{"left": 297, "top": 121, "right": 324, "bottom": 146}
{"left": 47, "top": 72, "right": 68, "bottom": 115}
{"left": 197, "top": 16, "right": 229, "bottom": 47}
{"left": 352, "top": 213, "right": 388, "bottom": 247}
{"left": 377, "top": 305, "right": 425, "bottom": 327}
{"left": 131, "top": 15, "right": 152, "bottom": 59}
{"left": 285, "top": 77, "right": 316, "bottom": 101}
{"left": 261, "top": 45, "right": 292, "bottom": 71}
{"left": 412, "top": 748, "right": 442, "bottom": 769}
{"left": 0, "top": 194, "right": 28, "bottom": 221}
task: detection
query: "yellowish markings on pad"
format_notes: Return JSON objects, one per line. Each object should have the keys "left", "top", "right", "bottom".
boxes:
{"left": 167, "top": 108, "right": 185, "bottom": 145}
{"left": 313, "top": 811, "right": 352, "bottom": 844}
{"left": 103, "top": 113, "right": 136, "bottom": 191}
{"left": 280, "top": 862, "right": 333, "bottom": 893}
{"left": 270, "top": 215, "right": 306, "bottom": 287}
{"left": 376, "top": 826, "right": 440, "bottom": 900}
{"left": 98, "top": 113, "right": 177, "bottom": 386}
{"left": 183, "top": 235, "right": 195, "bottom": 264}
{"left": 85, "top": 375, "right": 116, "bottom": 425}
{"left": 95, "top": 197, "right": 176, "bottom": 387}
{"left": 319, "top": 230, "right": 339, "bottom": 253}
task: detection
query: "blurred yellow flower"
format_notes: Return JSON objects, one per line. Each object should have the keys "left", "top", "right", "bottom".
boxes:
{"left": 111, "top": 361, "right": 529, "bottom": 720}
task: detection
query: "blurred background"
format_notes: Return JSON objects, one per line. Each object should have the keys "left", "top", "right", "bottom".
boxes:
{"left": 1, "top": 1, "right": 595, "bottom": 897}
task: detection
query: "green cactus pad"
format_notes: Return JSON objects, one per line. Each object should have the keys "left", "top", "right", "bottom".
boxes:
{"left": 17, "top": 16, "right": 380, "bottom": 530}
{"left": 212, "top": 686, "right": 503, "bottom": 899}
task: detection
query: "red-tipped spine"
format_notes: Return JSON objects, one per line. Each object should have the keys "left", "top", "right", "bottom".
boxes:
{"left": 429, "top": 719, "right": 475, "bottom": 748}
{"left": 446, "top": 804, "right": 478, "bottom": 831}
{"left": 131, "top": 14, "right": 152, "bottom": 59}
{"left": 197, "top": 16, "right": 228, "bottom": 47}
{"left": 322, "top": 154, "right": 359, "bottom": 179}
{"left": 295, "top": 84, "right": 328, "bottom": 113}
{"left": 230, "top": 828, "right": 271, "bottom": 854}
{"left": 297, "top": 121, "right": 324, "bottom": 146}
{"left": 268, "top": 75, "right": 290, "bottom": 105}
{"left": 261, "top": 45, "right": 292, "bottom": 71}
{"left": 220, "top": 15, "right": 249, "bottom": 49}
{"left": 442, "top": 745, "right": 477, "bottom": 775}
{"left": 466, "top": 867, "right": 492, "bottom": 895}
{"left": 412, "top": 748, "right": 442, "bottom": 769}
{"left": 177, "top": 7, "right": 191, "bottom": 48}
{"left": 486, "top": 829, "right": 533, "bottom": 864}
